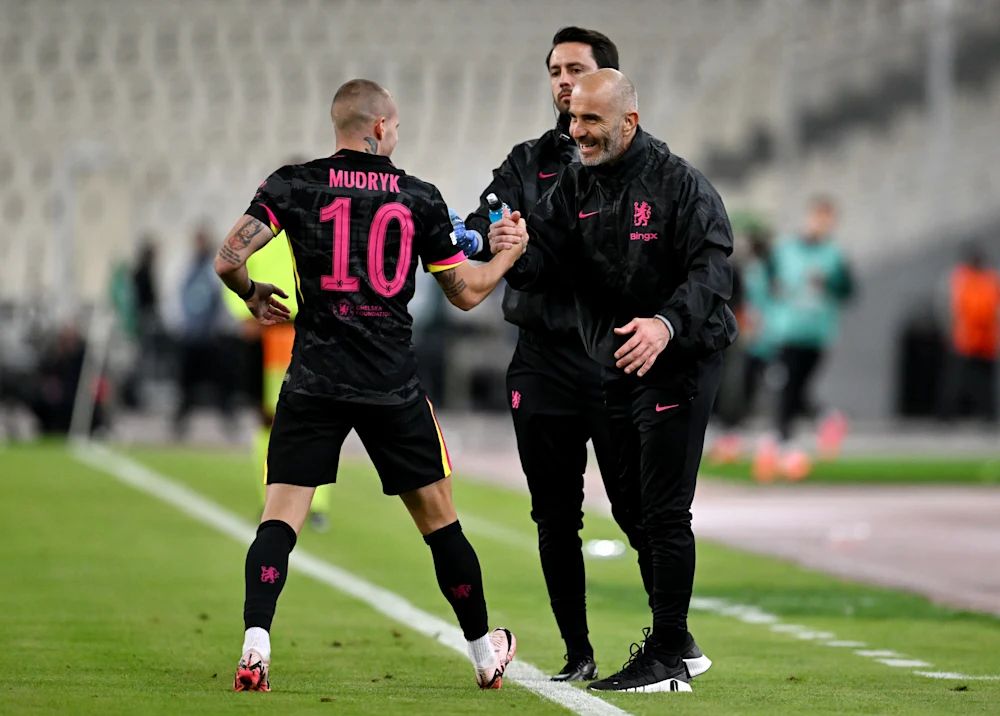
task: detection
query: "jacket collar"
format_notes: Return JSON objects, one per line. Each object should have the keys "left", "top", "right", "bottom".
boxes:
{"left": 588, "top": 126, "right": 653, "bottom": 186}
{"left": 546, "top": 113, "right": 579, "bottom": 163}
{"left": 331, "top": 149, "right": 394, "bottom": 166}
{"left": 556, "top": 112, "right": 572, "bottom": 139}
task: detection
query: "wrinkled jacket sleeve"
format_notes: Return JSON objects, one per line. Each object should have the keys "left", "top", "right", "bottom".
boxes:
{"left": 505, "top": 174, "right": 577, "bottom": 292}
{"left": 658, "top": 177, "right": 734, "bottom": 347}
{"left": 465, "top": 150, "right": 527, "bottom": 262}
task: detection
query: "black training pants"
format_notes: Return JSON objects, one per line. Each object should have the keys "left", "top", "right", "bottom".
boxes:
{"left": 602, "top": 352, "right": 722, "bottom": 654}
{"left": 506, "top": 331, "right": 621, "bottom": 654}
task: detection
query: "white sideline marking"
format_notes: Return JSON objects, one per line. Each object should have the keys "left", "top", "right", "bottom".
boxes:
{"left": 689, "top": 597, "right": 1000, "bottom": 682}
{"left": 769, "top": 623, "right": 809, "bottom": 634}
{"left": 440, "top": 516, "right": 1000, "bottom": 686}
{"left": 792, "top": 631, "right": 835, "bottom": 641}
{"left": 877, "top": 659, "right": 931, "bottom": 668}
{"left": 914, "top": 671, "right": 1000, "bottom": 681}
{"left": 71, "top": 442, "right": 630, "bottom": 716}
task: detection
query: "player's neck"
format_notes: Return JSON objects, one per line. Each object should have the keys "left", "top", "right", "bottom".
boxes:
{"left": 335, "top": 138, "right": 385, "bottom": 156}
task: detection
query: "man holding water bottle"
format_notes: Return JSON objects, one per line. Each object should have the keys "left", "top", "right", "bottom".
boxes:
{"left": 450, "top": 27, "right": 632, "bottom": 682}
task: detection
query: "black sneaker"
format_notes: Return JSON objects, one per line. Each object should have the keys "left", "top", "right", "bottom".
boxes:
{"left": 588, "top": 639, "right": 691, "bottom": 693}
{"left": 550, "top": 654, "right": 598, "bottom": 682}
{"left": 682, "top": 633, "right": 712, "bottom": 678}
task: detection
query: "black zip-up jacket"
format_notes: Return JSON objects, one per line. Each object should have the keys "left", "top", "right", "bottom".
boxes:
{"left": 465, "top": 115, "right": 580, "bottom": 336}
{"left": 506, "top": 127, "right": 738, "bottom": 388}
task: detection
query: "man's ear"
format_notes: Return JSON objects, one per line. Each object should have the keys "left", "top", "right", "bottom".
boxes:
{"left": 623, "top": 111, "right": 639, "bottom": 135}
{"left": 373, "top": 117, "right": 386, "bottom": 141}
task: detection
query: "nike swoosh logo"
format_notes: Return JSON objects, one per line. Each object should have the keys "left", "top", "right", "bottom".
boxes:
{"left": 538, "top": 171, "right": 558, "bottom": 179}
{"left": 655, "top": 403, "right": 680, "bottom": 413}
{"left": 578, "top": 210, "right": 600, "bottom": 219}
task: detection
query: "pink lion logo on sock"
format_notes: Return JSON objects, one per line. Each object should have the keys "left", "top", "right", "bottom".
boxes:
{"left": 260, "top": 566, "right": 281, "bottom": 584}
{"left": 511, "top": 390, "right": 522, "bottom": 409}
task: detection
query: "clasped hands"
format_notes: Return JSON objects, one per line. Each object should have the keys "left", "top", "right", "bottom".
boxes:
{"left": 487, "top": 210, "right": 529, "bottom": 257}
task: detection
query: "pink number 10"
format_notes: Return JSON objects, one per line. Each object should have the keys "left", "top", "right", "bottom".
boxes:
{"left": 319, "top": 197, "right": 414, "bottom": 298}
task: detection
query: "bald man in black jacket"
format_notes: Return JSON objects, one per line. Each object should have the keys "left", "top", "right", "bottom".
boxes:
{"left": 494, "top": 69, "right": 737, "bottom": 695}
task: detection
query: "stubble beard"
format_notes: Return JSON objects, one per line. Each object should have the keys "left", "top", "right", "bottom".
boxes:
{"left": 581, "top": 126, "right": 626, "bottom": 167}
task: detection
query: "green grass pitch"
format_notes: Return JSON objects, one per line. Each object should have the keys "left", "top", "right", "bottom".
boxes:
{"left": 3, "top": 442, "right": 999, "bottom": 714}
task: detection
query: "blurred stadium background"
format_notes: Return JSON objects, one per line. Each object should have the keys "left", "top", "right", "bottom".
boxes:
{"left": 2, "top": 0, "right": 1000, "bottom": 547}
{"left": 2, "top": 0, "right": 1000, "bottom": 423}
{"left": 4, "top": 0, "right": 1000, "bottom": 712}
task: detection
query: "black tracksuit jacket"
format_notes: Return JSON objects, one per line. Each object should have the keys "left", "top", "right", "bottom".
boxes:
{"left": 465, "top": 115, "right": 581, "bottom": 337}
{"left": 506, "top": 126, "right": 739, "bottom": 392}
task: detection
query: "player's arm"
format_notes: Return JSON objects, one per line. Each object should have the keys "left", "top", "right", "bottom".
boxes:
{"left": 433, "top": 212, "right": 528, "bottom": 311}
{"left": 460, "top": 153, "right": 526, "bottom": 261}
{"left": 214, "top": 214, "right": 291, "bottom": 326}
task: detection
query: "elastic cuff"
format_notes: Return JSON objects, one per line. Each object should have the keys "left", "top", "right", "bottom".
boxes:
{"left": 466, "top": 230, "right": 483, "bottom": 257}
{"left": 422, "top": 520, "right": 462, "bottom": 546}
{"left": 258, "top": 519, "right": 297, "bottom": 550}
{"left": 653, "top": 314, "right": 675, "bottom": 340}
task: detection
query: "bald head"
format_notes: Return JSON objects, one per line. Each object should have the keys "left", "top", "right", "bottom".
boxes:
{"left": 574, "top": 69, "right": 638, "bottom": 112}
{"left": 330, "top": 79, "right": 399, "bottom": 155}
{"left": 569, "top": 69, "right": 640, "bottom": 166}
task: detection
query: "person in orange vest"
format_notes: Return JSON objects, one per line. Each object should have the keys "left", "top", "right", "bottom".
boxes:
{"left": 942, "top": 243, "right": 1000, "bottom": 422}
{"left": 224, "top": 225, "right": 332, "bottom": 530}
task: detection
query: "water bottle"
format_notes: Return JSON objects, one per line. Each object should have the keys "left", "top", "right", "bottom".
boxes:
{"left": 487, "top": 193, "right": 510, "bottom": 224}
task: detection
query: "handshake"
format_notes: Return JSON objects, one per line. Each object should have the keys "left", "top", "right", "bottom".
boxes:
{"left": 449, "top": 208, "right": 529, "bottom": 258}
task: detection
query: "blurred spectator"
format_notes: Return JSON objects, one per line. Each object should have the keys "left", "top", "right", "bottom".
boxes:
{"left": 116, "top": 238, "right": 167, "bottom": 408}
{"left": 109, "top": 260, "right": 137, "bottom": 340}
{"left": 133, "top": 239, "right": 160, "bottom": 334}
{"left": 19, "top": 324, "right": 107, "bottom": 435}
{"left": 741, "top": 227, "right": 779, "bottom": 412}
{"left": 710, "top": 223, "right": 776, "bottom": 463}
{"left": 174, "top": 226, "right": 234, "bottom": 437}
{"left": 755, "top": 197, "right": 854, "bottom": 480}
{"left": 894, "top": 297, "right": 947, "bottom": 417}
{"left": 29, "top": 325, "right": 83, "bottom": 433}
{"left": 940, "top": 243, "right": 1000, "bottom": 422}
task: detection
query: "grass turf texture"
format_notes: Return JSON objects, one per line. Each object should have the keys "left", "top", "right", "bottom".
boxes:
{"left": 704, "top": 456, "right": 1000, "bottom": 484}
{"left": 2, "top": 442, "right": 998, "bottom": 714}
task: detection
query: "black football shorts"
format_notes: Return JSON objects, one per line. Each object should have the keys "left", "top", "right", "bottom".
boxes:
{"left": 266, "top": 390, "right": 452, "bottom": 495}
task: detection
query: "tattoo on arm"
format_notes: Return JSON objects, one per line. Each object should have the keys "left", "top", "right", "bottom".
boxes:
{"left": 218, "top": 216, "right": 270, "bottom": 267}
{"left": 217, "top": 244, "right": 242, "bottom": 265}
{"left": 233, "top": 217, "right": 267, "bottom": 247}
{"left": 434, "top": 269, "right": 467, "bottom": 299}
{"left": 363, "top": 136, "right": 378, "bottom": 154}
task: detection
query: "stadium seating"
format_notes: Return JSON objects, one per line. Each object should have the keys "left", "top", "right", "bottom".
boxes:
{"left": 2, "top": 0, "right": 998, "bottom": 414}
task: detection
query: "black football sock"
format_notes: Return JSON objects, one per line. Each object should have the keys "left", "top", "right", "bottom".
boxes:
{"left": 423, "top": 521, "right": 489, "bottom": 641}
{"left": 243, "top": 519, "right": 297, "bottom": 631}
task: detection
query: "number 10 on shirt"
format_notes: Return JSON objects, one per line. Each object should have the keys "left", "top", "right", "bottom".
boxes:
{"left": 319, "top": 197, "right": 414, "bottom": 298}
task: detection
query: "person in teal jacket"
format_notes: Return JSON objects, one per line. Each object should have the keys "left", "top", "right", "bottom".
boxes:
{"left": 769, "top": 197, "right": 854, "bottom": 445}
{"left": 708, "top": 225, "right": 777, "bottom": 465}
